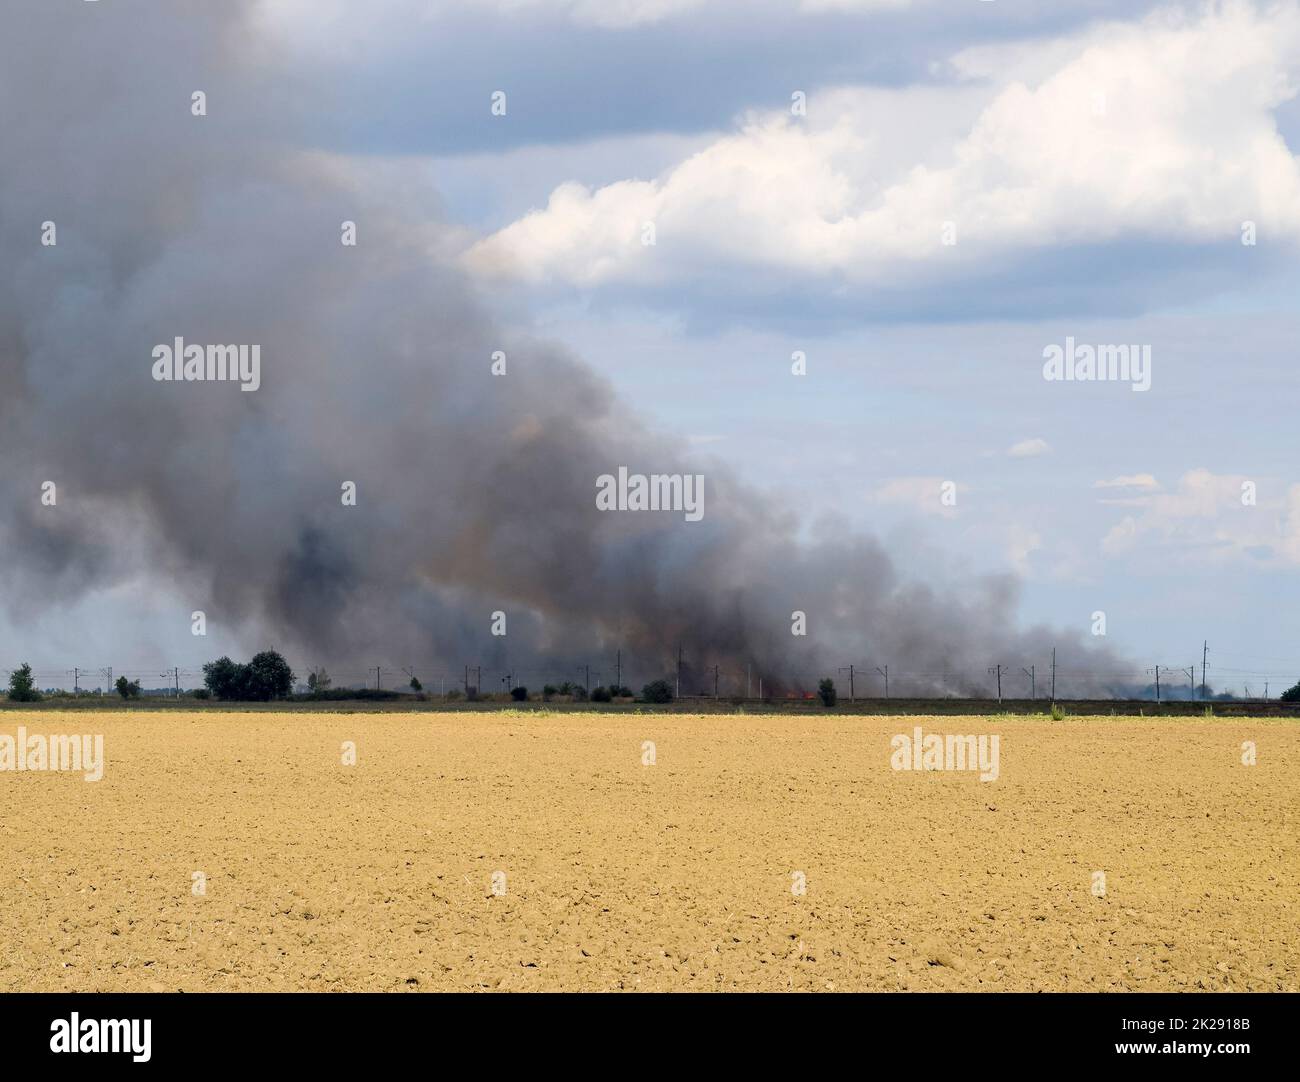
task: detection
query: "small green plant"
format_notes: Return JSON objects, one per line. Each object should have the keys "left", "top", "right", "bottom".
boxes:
{"left": 1202, "top": 705, "right": 1214, "bottom": 717}
{"left": 1049, "top": 703, "right": 1065, "bottom": 721}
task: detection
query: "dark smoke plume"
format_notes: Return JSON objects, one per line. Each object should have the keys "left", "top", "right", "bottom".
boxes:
{"left": 0, "top": 1, "right": 1131, "bottom": 695}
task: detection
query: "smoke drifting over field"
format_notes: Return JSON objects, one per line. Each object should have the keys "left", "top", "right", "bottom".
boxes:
{"left": 0, "top": 1, "right": 1132, "bottom": 695}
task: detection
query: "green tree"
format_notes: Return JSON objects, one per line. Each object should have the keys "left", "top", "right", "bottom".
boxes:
{"left": 203, "top": 656, "right": 246, "bottom": 700}
{"left": 409, "top": 676, "right": 423, "bottom": 692}
{"left": 7, "top": 663, "right": 42, "bottom": 703}
{"left": 1280, "top": 680, "right": 1300, "bottom": 703}
{"left": 114, "top": 675, "right": 141, "bottom": 699}
{"left": 244, "top": 650, "right": 295, "bottom": 701}
{"left": 818, "top": 678, "right": 837, "bottom": 708}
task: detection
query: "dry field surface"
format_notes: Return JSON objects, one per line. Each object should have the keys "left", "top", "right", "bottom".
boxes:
{"left": 1, "top": 710, "right": 1296, "bottom": 992}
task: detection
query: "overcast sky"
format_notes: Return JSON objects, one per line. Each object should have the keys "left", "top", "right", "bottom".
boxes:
{"left": 5, "top": 0, "right": 1299, "bottom": 693}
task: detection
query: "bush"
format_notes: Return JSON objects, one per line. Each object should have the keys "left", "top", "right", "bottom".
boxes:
{"left": 114, "top": 675, "right": 142, "bottom": 699}
{"left": 641, "top": 679, "right": 674, "bottom": 704}
{"left": 510, "top": 685, "right": 528, "bottom": 701}
{"left": 290, "top": 687, "right": 403, "bottom": 702}
{"left": 6, "top": 662, "right": 42, "bottom": 703}
{"left": 192, "top": 688, "right": 211, "bottom": 700}
{"left": 1280, "top": 680, "right": 1300, "bottom": 703}
{"left": 307, "top": 668, "right": 332, "bottom": 693}
{"left": 409, "top": 676, "right": 423, "bottom": 692}
{"left": 1049, "top": 703, "right": 1066, "bottom": 721}
{"left": 612, "top": 685, "right": 633, "bottom": 698}
{"left": 590, "top": 686, "right": 612, "bottom": 703}
{"left": 817, "top": 678, "right": 836, "bottom": 708}
{"left": 203, "top": 650, "right": 295, "bottom": 701}
{"left": 542, "top": 684, "right": 558, "bottom": 701}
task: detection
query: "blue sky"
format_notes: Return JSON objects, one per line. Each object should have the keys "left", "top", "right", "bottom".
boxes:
{"left": 279, "top": 0, "right": 1300, "bottom": 691}
{"left": 4, "top": 0, "right": 1299, "bottom": 694}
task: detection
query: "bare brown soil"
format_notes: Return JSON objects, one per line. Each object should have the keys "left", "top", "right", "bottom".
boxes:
{"left": 1, "top": 711, "right": 1294, "bottom": 991}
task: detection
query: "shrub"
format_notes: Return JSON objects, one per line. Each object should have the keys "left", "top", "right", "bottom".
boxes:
{"left": 542, "top": 684, "right": 557, "bottom": 701}
{"left": 192, "top": 688, "right": 211, "bottom": 700}
{"left": 203, "top": 650, "right": 294, "bottom": 701}
{"left": 409, "top": 676, "right": 423, "bottom": 692}
{"left": 7, "top": 662, "right": 42, "bottom": 703}
{"left": 612, "top": 685, "right": 633, "bottom": 698}
{"left": 641, "top": 679, "right": 674, "bottom": 704}
{"left": 289, "top": 687, "right": 403, "bottom": 702}
{"left": 510, "top": 685, "right": 528, "bottom": 701}
{"left": 1280, "top": 680, "right": 1300, "bottom": 703}
{"left": 114, "top": 675, "right": 141, "bottom": 699}
{"left": 1050, "top": 703, "right": 1066, "bottom": 721}
{"left": 817, "top": 678, "right": 836, "bottom": 708}
{"left": 590, "top": 686, "right": 612, "bottom": 703}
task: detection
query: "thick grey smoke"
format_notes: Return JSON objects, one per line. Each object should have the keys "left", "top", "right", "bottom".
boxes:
{"left": 0, "top": 1, "right": 1131, "bottom": 695}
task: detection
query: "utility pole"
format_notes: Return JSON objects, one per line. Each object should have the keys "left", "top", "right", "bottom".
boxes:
{"left": 477, "top": 666, "right": 482, "bottom": 695}
{"left": 174, "top": 666, "right": 180, "bottom": 697}
{"left": 988, "top": 664, "right": 1003, "bottom": 703}
{"left": 1022, "top": 665, "right": 1035, "bottom": 700}
{"left": 1149, "top": 664, "right": 1161, "bottom": 702}
{"left": 876, "top": 664, "right": 889, "bottom": 699}
{"left": 1183, "top": 666, "right": 1195, "bottom": 699}
{"left": 713, "top": 665, "right": 719, "bottom": 699}
{"left": 1201, "top": 640, "right": 1208, "bottom": 699}
{"left": 73, "top": 667, "right": 79, "bottom": 695}
{"left": 464, "top": 665, "right": 469, "bottom": 695}
{"left": 838, "top": 665, "right": 856, "bottom": 702}
{"left": 584, "top": 665, "right": 590, "bottom": 693}
{"left": 1051, "top": 648, "right": 1056, "bottom": 702}
{"left": 746, "top": 663, "right": 751, "bottom": 699}
{"left": 676, "top": 643, "right": 682, "bottom": 699}
{"left": 101, "top": 667, "right": 112, "bottom": 698}
{"left": 616, "top": 650, "right": 622, "bottom": 692}
{"left": 376, "top": 666, "right": 382, "bottom": 690}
